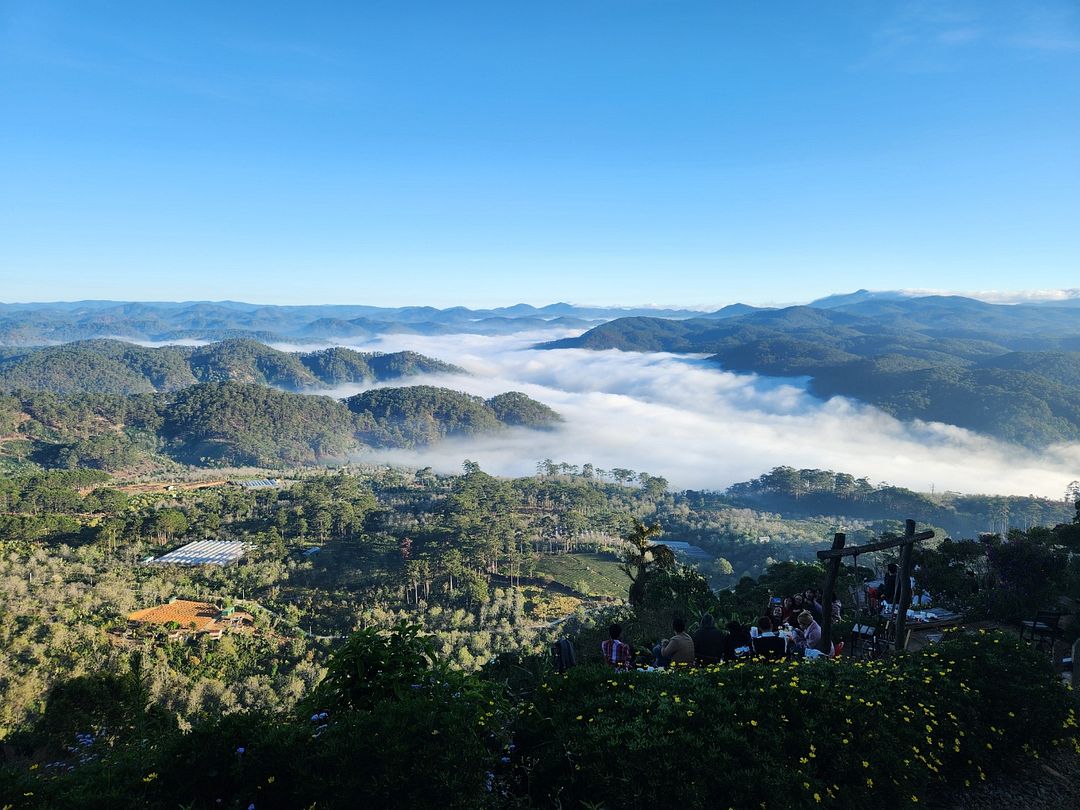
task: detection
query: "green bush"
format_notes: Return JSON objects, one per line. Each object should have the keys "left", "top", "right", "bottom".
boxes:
{"left": 304, "top": 620, "right": 445, "bottom": 713}
{"left": 5, "top": 625, "right": 510, "bottom": 809}
{"left": 4, "top": 696, "right": 507, "bottom": 809}
{"left": 912, "top": 538, "right": 985, "bottom": 610}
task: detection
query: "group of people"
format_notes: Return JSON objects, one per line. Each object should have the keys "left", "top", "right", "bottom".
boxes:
{"left": 601, "top": 598, "right": 833, "bottom": 670}
{"left": 768, "top": 587, "right": 841, "bottom": 629}
{"left": 747, "top": 610, "right": 825, "bottom": 659}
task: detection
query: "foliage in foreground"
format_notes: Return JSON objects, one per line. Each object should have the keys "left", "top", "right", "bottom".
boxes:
{"left": 1, "top": 626, "right": 1075, "bottom": 809}
{"left": 514, "top": 631, "right": 1076, "bottom": 808}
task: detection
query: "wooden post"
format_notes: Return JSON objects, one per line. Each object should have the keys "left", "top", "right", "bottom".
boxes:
{"left": 894, "top": 520, "right": 916, "bottom": 652}
{"left": 817, "top": 533, "right": 845, "bottom": 654}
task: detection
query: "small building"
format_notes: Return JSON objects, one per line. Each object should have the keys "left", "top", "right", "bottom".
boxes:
{"left": 147, "top": 540, "right": 248, "bottom": 566}
{"left": 126, "top": 598, "right": 253, "bottom": 639}
{"left": 659, "top": 541, "right": 712, "bottom": 561}
{"left": 231, "top": 478, "right": 280, "bottom": 489}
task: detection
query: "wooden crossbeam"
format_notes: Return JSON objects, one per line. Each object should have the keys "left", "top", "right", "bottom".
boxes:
{"left": 815, "top": 530, "right": 934, "bottom": 560}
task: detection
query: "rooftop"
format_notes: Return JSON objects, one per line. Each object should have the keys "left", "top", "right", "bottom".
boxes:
{"left": 148, "top": 540, "right": 247, "bottom": 566}
{"left": 233, "top": 478, "right": 279, "bottom": 489}
{"left": 127, "top": 600, "right": 220, "bottom": 632}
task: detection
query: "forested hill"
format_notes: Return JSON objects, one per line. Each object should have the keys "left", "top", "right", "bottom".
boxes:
{"left": 724, "top": 465, "right": 1076, "bottom": 538}
{"left": 0, "top": 339, "right": 462, "bottom": 395}
{"left": 346, "top": 386, "right": 562, "bottom": 447}
{"left": 0, "top": 383, "right": 560, "bottom": 469}
{"left": 541, "top": 297, "right": 1080, "bottom": 447}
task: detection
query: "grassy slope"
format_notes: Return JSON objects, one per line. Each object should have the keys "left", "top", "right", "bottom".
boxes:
{"left": 531, "top": 551, "right": 631, "bottom": 599}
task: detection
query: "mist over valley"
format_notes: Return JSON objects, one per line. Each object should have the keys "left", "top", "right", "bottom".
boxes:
{"left": 307, "top": 328, "right": 1080, "bottom": 500}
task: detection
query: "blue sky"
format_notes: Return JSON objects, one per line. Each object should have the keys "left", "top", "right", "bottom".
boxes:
{"left": 1, "top": 1, "right": 1078, "bottom": 307}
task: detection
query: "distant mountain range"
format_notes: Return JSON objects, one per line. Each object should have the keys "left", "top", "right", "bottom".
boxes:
{"left": 3, "top": 292, "right": 1077, "bottom": 346}
{"left": 0, "top": 300, "right": 734, "bottom": 345}
{"left": 541, "top": 294, "right": 1080, "bottom": 448}
{"left": 6, "top": 292, "right": 1080, "bottom": 452}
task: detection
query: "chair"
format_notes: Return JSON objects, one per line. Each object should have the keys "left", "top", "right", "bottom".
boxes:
{"left": 848, "top": 621, "right": 877, "bottom": 658}
{"left": 1020, "top": 611, "right": 1064, "bottom": 654}
{"left": 869, "top": 617, "right": 900, "bottom": 657}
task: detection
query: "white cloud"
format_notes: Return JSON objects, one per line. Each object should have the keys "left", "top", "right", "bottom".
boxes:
{"left": 308, "top": 330, "right": 1079, "bottom": 499}
{"left": 861, "top": 1, "right": 1080, "bottom": 72}
{"left": 897, "top": 288, "right": 1080, "bottom": 304}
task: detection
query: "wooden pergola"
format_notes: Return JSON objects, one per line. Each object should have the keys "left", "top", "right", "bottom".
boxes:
{"left": 816, "top": 519, "right": 935, "bottom": 653}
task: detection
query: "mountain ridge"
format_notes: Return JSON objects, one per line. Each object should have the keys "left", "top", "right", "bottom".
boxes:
{"left": 539, "top": 296, "right": 1080, "bottom": 447}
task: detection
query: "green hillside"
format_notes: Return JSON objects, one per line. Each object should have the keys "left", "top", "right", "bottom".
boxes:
{"left": 0, "top": 339, "right": 463, "bottom": 395}
{"left": 160, "top": 382, "right": 362, "bottom": 466}
{"left": 346, "top": 385, "right": 561, "bottom": 447}
{"left": 0, "top": 382, "right": 561, "bottom": 470}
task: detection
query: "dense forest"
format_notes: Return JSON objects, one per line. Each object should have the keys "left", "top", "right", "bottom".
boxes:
{"left": 0, "top": 382, "right": 560, "bottom": 470}
{"left": 725, "top": 465, "right": 1078, "bottom": 538}
{"left": 0, "top": 338, "right": 462, "bottom": 394}
{"left": 542, "top": 296, "right": 1080, "bottom": 447}
{"left": 1, "top": 458, "right": 1075, "bottom": 740}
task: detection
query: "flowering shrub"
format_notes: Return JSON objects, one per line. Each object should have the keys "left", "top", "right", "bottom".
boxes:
{"left": 510, "top": 631, "right": 1075, "bottom": 809}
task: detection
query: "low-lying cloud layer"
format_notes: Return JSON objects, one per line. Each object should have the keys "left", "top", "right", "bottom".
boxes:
{"left": 299, "top": 331, "right": 1079, "bottom": 499}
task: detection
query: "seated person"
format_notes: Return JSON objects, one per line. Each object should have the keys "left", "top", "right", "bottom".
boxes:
{"left": 751, "top": 616, "right": 786, "bottom": 660}
{"left": 789, "top": 624, "right": 808, "bottom": 657}
{"left": 652, "top": 615, "right": 695, "bottom": 667}
{"left": 797, "top": 610, "right": 822, "bottom": 651}
{"left": 724, "top": 621, "right": 752, "bottom": 660}
{"left": 601, "top": 623, "right": 632, "bottom": 668}
{"left": 781, "top": 596, "right": 795, "bottom": 624}
{"left": 867, "top": 585, "right": 881, "bottom": 611}
{"left": 769, "top": 604, "right": 785, "bottom": 628}
{"left": 791, "top": 594, "right": 805, "bottom": 617}
{"left": 692, "top": 613, "right": 726, "bottom": 665}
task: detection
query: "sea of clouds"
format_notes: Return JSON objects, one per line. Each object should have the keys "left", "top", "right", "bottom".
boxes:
{"left": 279, "top": 330, "right": 1079, "bottom": 499}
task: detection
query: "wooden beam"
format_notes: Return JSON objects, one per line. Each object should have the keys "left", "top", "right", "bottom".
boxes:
{"left": 894, "top": 520, "right": 917, "bottom": 652}
{"left": 815, "top": 529, "right": 934, "bottom": 560}
{"left": 817, "top": 533, "right": 845, "bottom": 654}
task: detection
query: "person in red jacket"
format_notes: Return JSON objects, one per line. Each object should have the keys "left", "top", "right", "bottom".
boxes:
{"left": 601, "top": 623, "right": 633, "bottom": 668}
